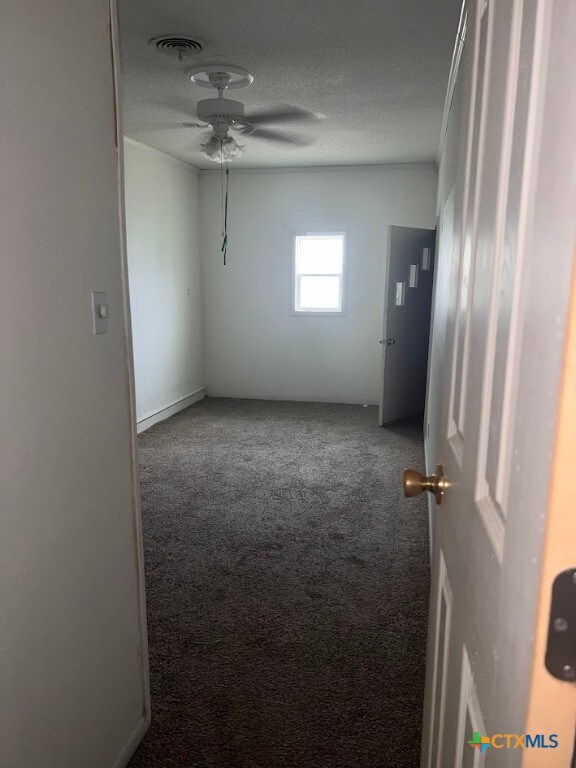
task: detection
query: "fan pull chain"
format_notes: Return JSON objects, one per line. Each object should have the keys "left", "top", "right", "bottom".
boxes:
{"left": 220, "top": 149, "right": 225, "bottom": 236}
{"left": 221, "top": 165, "right": 229, "bottom": 265}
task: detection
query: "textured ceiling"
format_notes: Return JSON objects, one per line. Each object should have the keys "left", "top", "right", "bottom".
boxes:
{"left": 118, "top": 0, "right": 461, "bottom": 169}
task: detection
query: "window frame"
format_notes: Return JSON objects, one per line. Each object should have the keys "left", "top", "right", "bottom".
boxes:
{"left": 291, "top": 230, "right": 348, "bottom": 317}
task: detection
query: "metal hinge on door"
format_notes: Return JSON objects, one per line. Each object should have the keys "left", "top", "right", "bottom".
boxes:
{"left": 545, "top": 568, "right": 576, "bottom": 682}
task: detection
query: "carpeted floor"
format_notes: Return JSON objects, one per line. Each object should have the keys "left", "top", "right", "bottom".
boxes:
{"left": 128, "top": 398, "right": 430, "bottom": 768}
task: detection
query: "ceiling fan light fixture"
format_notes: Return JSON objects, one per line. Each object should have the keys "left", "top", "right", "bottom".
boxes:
{"left": 201, "top": 134, "right": 245, "bottom": 163}
{"left": 189, "top": 64, "right": 254, "bottom": 90}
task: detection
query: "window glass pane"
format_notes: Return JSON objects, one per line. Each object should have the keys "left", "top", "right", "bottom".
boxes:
{"left": 296, "top": 235, "right": 344, "bottom": 275}
{"left": 298, "top": 276, "right": 341, "bottom": 311}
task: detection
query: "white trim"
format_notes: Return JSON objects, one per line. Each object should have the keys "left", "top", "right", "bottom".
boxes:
{"left": 425, "top": 451, "right": 434, "bottom": 559}
{"left": 109, "top": 0, "right": 151, "bottom": 736}
{"left": 123, "top": 136, "right": 200, "bottom": 175}
{"left": 200, "top": 162, "right": 436, "bottom": 178}
{"left": 206, "top": 393, "right": 377, "bottom": 406}
{"left": 111, "top": 715, "right": 151, "bottom": 768}
{"left": 436, "top": 0, "right": 468, "bottom": 167}
{"left": 137, "top": 388, "right": 206, "bottom": 433}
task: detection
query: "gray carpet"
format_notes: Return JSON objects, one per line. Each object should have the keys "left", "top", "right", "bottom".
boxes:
{"left": 128, "top": 398, "right": 430, "bottom": 768}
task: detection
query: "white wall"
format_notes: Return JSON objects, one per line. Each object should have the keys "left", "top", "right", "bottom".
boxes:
{"left": 0, "top": 2, "right": 147, "bottom": 767}
{"left": 200, "top": 165, "right": 437, "bottom": 404}
{"left": 124, "top": 139, "right": 205, "bottom": 425}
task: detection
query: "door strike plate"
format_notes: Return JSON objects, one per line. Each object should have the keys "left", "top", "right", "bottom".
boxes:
{"left": 545, "top": 568, "right": 576, "bottom": 682}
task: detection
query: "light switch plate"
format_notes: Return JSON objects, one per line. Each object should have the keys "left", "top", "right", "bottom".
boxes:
{"left": 91, "top": 291, "right": 109, "bottom": 335}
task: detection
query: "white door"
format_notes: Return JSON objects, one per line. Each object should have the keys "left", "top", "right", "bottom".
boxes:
{"left": 379, "top": 226, "right": 436, "bottom": 425}
{"left": 414, "top": 0, "right": 576, "bottom": 766}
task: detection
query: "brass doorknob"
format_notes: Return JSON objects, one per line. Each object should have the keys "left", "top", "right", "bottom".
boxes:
{"left": 403, "top": 465, "right": 448, "bottom": 505}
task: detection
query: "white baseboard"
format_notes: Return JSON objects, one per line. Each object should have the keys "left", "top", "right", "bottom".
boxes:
{"left": 112, "top": 714, "right": 151, "bottom": 768}
{"left": 137, "top": 388, "right": 205, "bottom": 433}
{"left": 204, "top": 392, "right": 378, "bottom": 406}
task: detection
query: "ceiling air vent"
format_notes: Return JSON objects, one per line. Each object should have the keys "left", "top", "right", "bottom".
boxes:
{"left": 149, "top": 35, "right": 203, "bottom": 61}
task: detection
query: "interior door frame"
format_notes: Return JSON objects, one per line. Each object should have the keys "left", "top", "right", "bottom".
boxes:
{"left": 378, "top": 226, "right": 393, "bottom": 425}
{"left": 109, "top": 1, "right": 151, "bottom": 761}
{"left": 424, "top": 217, "right": 440, "bottom": 560}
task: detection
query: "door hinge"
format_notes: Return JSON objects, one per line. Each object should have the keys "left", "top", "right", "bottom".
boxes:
{"left": 545, "top": 568, "right": 576, "bottom": 682}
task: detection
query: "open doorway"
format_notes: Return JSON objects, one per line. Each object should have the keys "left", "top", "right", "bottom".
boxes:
{"left": 117, "top": 0, "right": 460, "bottom": 765}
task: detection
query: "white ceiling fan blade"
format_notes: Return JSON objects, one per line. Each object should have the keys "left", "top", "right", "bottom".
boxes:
{"left": 244, "top": 128, "right": 314, "bottom": 147}
{"left": 239, "top": 105, "right": 318, "bottom": 126}
{"left": 127, "top": 120, "right": 209, "bottom": 132}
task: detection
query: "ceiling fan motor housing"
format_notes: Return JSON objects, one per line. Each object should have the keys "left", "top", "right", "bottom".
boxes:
{"left": 197, "top": 97, "right": 245, "bottom": 125}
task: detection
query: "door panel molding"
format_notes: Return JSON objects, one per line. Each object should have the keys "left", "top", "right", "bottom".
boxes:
{"left": 454, "top": 648, "right": 486, "bottom": 768}
{"left": 427, "top": 553, "right": 453, "bottom": 768}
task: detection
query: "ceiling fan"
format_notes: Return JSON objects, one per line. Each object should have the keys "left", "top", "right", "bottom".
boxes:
{"left": 181, "top": 65, "right": 318, "bottom": 162}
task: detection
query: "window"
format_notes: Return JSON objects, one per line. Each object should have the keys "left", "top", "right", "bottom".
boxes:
{"left": 293, "top": 232, "right": 346, "bottom": 314}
